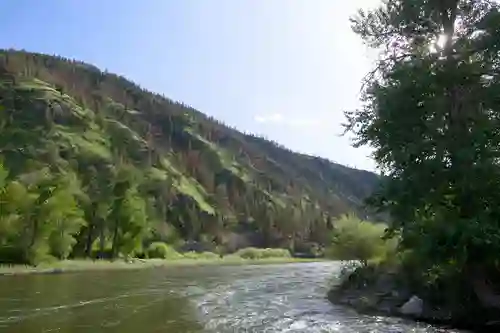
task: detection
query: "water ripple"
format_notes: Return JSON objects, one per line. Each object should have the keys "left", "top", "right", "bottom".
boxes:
{"left": 0, "top": 262, "right": 466, "bottom": 332}
{"left": 193, "top": 262, "right": 464, "bottom": 333}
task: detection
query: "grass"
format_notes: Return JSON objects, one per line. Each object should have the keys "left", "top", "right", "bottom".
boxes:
{"left": 158, "top": 156, "right": 216, "bottom": 215}
{"left": 0, "top": 257, "right": 322, "bottom": 276}
{"left": 176, "top": 176, "right": 215, "bottom": 214}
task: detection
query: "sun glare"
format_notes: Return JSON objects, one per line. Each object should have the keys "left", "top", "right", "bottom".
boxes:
{"left": 436, "top": 34, "right": 448, "bottom": 49}
{"left": 429, "top": 34, "right": 448, "bottom": 53}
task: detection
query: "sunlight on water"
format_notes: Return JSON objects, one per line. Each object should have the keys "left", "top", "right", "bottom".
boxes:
{"left": 191, "top": 263, "right": 463, "bottom": 333}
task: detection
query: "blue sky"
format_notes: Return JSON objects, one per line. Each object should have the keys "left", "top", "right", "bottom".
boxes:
{"left": 1, "top": 0, "right": 379, "bottom": 171}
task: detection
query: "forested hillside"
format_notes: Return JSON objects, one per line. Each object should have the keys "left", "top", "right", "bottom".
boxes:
{"left": 0, "top": 49, "right": 379, "bottom": 264}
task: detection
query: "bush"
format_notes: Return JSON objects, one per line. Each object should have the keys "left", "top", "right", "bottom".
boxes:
{"left": 49, "top": 233, "right": 79, "bottom": 260}
{"left": 182, "top": 251, "right": 219, "bottom": 260}
{"left": 261, "top": 248, "right": 291, "bottom": 258}
{"left": 326, "top": 214, "right": 395, "bottom": 266}
{"left": 233, "top": 247, "right": 258, "bottom": 259}
{"left": 146, "top": 242, "right": 180, "bottom": 259}
{"left": 233, "top": 247, "right": 291, "bottom": 259}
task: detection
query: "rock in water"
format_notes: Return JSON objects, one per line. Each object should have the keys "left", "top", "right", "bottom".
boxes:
{"left": 399, "top": 295, "right": 423, "bottom": 317}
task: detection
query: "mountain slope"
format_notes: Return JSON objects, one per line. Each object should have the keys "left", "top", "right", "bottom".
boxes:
{"left": 0, "top": 49, "right": 379, "bottom": 260}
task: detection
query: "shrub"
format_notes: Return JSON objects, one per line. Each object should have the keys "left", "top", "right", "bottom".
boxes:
{"left": 326, "top": 214, "right": 395, "bottom": 266}
{"left": 234, "top": 247, "right": 291, "bottom": 259}
{"left": 182, "top": 251, "right": 219, "bottom": 260}
{"left": 233, "top": 247, "right": 261, "bottom": 259}
{"left": 261, "top": 248, "right": 291, "bottom": 258}
{"left": 49, "top": 233, "right": 79, "bottom": 260}
{"left": 146, "top": 242, "right": 180, "bottom": 259}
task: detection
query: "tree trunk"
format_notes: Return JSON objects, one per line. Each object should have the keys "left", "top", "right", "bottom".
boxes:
{"left": 84, "top": 223, "right": 94, "bottom": 258}
{"left": 99, "top": 219, "right": 105, "bottom": 259}
{"left": 111, "top": 221, "right": 119, "bottom": 260}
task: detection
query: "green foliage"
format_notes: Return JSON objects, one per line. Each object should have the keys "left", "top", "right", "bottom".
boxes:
{"left": 345, "top": 0, "right": 500, "bottom": 281}
{"left": 262, "top": 248, "right": 291, "bottom": 258}
{"left": 146, "top": 242, "right": 180, "bottom": 259}
{"left": 326, "top": 214, "right": 393, "bottom": 265}
{"left": 233, "top": 247, "right": 291, "bottom": 259}
{"left": 0, "top": 163, "right": 85, "bottom": 264}
{"left": 0, "top": 49, "right": 381, "bottom": 265}
{"left": 113, "top": 184, "right": 150, "bottom": 256}
{"left": 46, "top": 181, "right": 86, "bottom": 259}
{"left": 182, "top": 251, "right": 219, "bottom": 260}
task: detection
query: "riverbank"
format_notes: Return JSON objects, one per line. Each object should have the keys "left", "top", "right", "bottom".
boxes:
{"left": 327, "top": 262, "right": 500, "bottom": 331}
{"left": 0, "top": 257, "right": 321, "bottom": 276}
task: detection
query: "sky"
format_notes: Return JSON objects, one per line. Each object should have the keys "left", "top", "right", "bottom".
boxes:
{"left": 1, "top": 0, "right": 380, "bottom": 171}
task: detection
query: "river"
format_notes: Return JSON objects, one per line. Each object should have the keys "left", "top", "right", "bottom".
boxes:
{"left": 0, "top": 262, "right": 463, "bottom": 332}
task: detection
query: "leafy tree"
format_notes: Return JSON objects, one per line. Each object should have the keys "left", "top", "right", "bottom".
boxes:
{"left": 79, "top": 165, "right": 115, "bottom": 258}
{"left": 107, "top": 165, "right": 150, "bottom": 258}
{"left": 116, "top": 184, "right": 149, "bottom": 256}
{"left": 345, "top": 0, "right": 500, "bottom": 272}
{"left": 46, "top": 175, "right": 85, "bottom": 259}
{"left": 326, "top": 214, "right": 389, "bottom": 266}
{"left": 0, "top": 162, "right": 85, "bottom": 263}
{"left": 0, "top": 162, "right": 22, "bottom": 247}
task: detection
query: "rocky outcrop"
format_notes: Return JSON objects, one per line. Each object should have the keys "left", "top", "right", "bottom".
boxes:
{"left": 327, "top": 264, "right": 500, "bottom": 331}
{"left": 399, "top": 295, "right": 423, "bottom": 316}
{"left": 327, "top": 267, "right": 411, "bottom": 317}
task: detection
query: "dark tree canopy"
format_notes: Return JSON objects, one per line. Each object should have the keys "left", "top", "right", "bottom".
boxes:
{"left": 346, "top": 0, "right": 500, "bottom": 270}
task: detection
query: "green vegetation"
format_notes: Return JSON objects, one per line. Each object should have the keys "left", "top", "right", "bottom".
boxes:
{"left": 335, "top": 0, "right": 500, "bottom": 327}
{"left": 326, "top": 214, "right": 396, "bottom": 266}
{"left": 182, "top": 251, "right": 219, "bottom": 260}
{"left": 233, "top": 247, "right": 291, "bottom": 259}
{"left": 0, "top": 50, "right": 379, "bottom": 265}
{"left": 0, "top": 245, "right": 302, "bottom": 275}
{"left": 146, "top": 242, "right": 181, "bottom": 259}
{"left": 0, "top": 254, "right": 317, "bottom": 276}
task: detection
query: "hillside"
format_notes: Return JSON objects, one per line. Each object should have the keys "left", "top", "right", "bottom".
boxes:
{"left": 0, "top": 49, "right": 379, "bottom": 263}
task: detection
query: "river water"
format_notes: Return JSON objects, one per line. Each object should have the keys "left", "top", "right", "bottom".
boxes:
{"left": 0, "top": 262, "right": 463, "bottom": 332}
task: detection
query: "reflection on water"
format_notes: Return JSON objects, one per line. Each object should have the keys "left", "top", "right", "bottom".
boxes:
{"left": 0, "top": 262, "right": 464, "bottom": 332}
